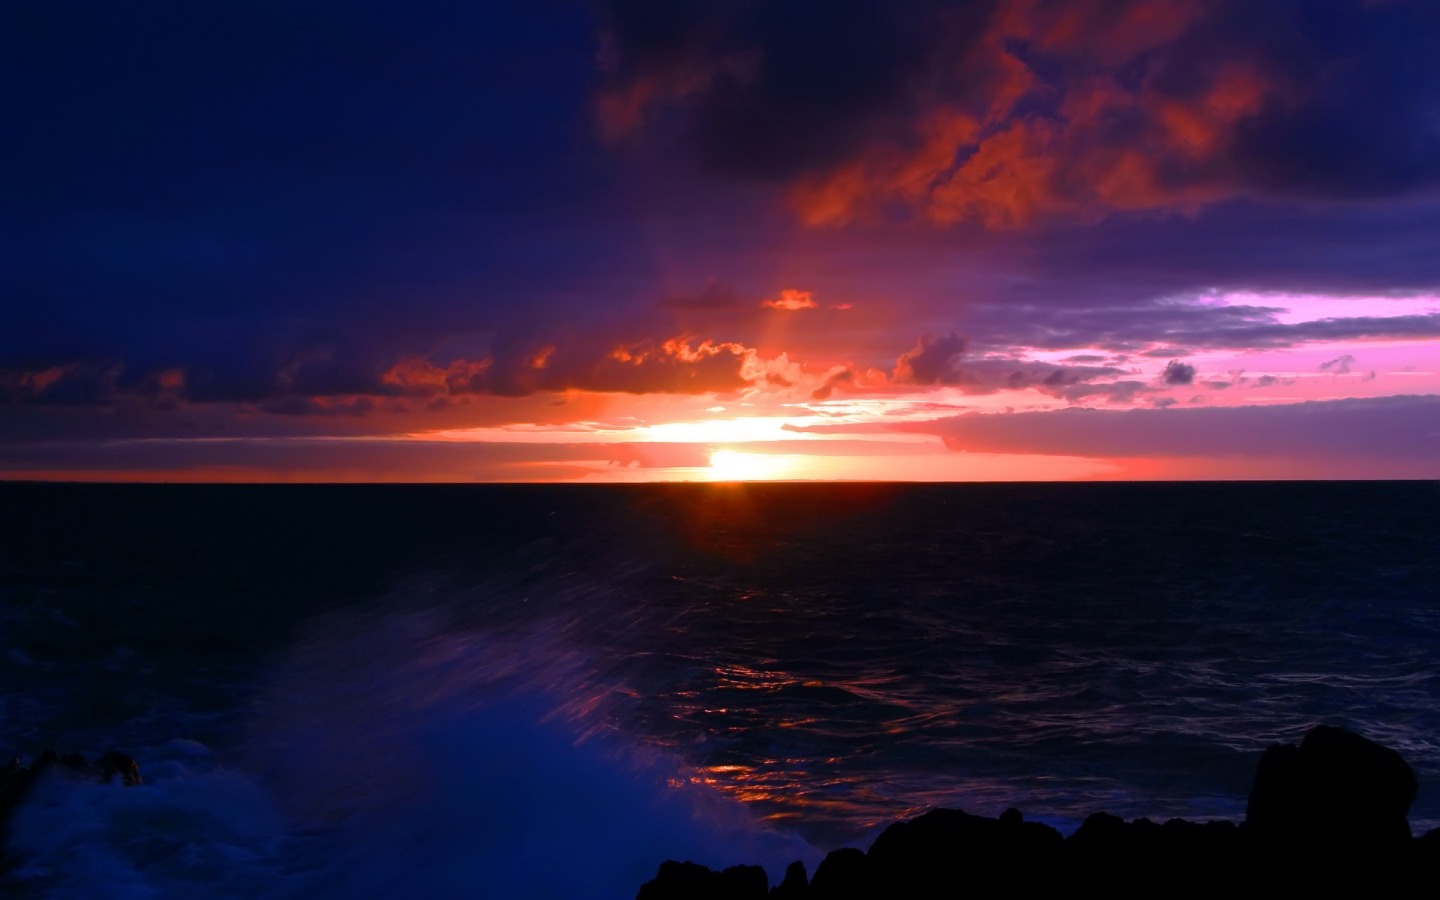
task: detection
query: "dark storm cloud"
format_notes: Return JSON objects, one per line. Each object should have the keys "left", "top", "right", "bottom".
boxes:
{"left": 597, "top": 0, "right": 1440, "bottom": 224}
{"left": 595, "top": 0, "right": 998, "bottom": 180}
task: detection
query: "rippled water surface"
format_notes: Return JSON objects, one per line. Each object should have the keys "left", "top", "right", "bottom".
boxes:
{"left": 3, "top": 482, "right": 1438, "bottom": 895}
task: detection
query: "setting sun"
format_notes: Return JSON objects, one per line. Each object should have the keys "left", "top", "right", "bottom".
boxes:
{"left": 705, "top": 449, "right": 799, "bottom": 481}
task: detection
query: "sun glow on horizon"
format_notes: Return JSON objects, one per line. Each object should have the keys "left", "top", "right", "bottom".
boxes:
{"left": 704, "top": 449, "right": 804, "bottom": 481}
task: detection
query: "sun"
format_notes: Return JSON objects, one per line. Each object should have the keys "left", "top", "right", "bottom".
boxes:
{"left": 704, "top": 449, "right": 797, "bottom": 481}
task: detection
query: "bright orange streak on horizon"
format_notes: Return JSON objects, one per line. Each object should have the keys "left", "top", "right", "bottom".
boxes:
{"left": 703, "top": 449, "right": 803, "bottom": 481}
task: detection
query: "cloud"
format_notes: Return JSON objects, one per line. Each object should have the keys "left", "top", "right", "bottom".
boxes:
{"left": 892, "top": 333, "right": 967, "bottom": 384}
{"left": 760, "top": 288, "right": 817, "bottom": 310}
{"left": 0, "top": 366, "right": 71, "bottom": 399}
{"left": 0, "top": 362, "right": 187, "bottom": 408}
{"left": 598, "top": 0, "right": 1440, "bottom": 228}
{"left": 810, "top": 334, "right": 1135, "bottom": 400}
{"left": 947, "top": 294, "right": 1440, "bottom": 355}
{"left": 1045, "top": 379, "right": 1150, "bottom": 404}
{"left": 3, "top": 331, "right": 769, "bottom": 424}
{"left": 1162, "top": 360, "right": 1197, "bottom": 385}
{"left": 811, "top": 365, "right": 855, "bottom": 400}
{"left": 594, "top": 0, "right": 992, "bottom": 180}
{"left": 386, "top": 336, "right": 760, "bottom": 398}
{"left": 1320, "top": 353, "right": 1357, "bottom": 374}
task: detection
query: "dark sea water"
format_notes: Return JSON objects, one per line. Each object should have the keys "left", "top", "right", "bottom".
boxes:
{"left": 2, "top": 482, "right": 1439, "bottom": 897}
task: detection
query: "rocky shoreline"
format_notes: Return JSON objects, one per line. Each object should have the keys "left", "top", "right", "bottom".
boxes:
{"left": 4, "top": 726, "right": 1437, "bottom": 896}
{"left": 639, "top": 725, "right": 1440, "bottom": 897}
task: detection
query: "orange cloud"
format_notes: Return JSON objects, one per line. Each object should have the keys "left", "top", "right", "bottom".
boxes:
{"left": 760, "top": 289, "right": 816, "bottom": 310}
{"left": 795, "top": 53, "right": 1274, "bottom": 229}
{"left": 380, "top": 336, "right": 765, "bottom": 399}
{"left": 382, "top": 357, "right": 492, "bottom": 396}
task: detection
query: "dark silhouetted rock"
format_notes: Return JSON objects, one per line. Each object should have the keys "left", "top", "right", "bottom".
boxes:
{"left": 1158, "top": 817, "right": 1240, "bottom": 869}
{"left": 769, "top": 860, "right": 808, "bottom": 899}
{"left": 719, "top": 865, "right": 769, "bottom": 898}
{"left": 1067, "top": 812, "right": 1150, "bottom": 888}
{"left": 1246, "top": 722, "right": 1416, "bottom": 880}
{"left": 808, "top": 847, "right": 870, "bottom": 899}
{"left": 866, "top": 806, "right": 1063, "bottom": 893}
{"left": 637, "top": 860, "right": 768, "bottom": 900}
{"left": 1066, "top": 810, "right": 1130, "bottom": 854}
{"left": 1067, "top": 813, "right": 1242, "bottom": 890}
{"left": 1415, "top": 827, "right": 1440, "bottom": 873}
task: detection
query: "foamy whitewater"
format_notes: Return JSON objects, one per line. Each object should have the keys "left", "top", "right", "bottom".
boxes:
{"left": 3, "top": 482, "right": 1438, "bottom": 897}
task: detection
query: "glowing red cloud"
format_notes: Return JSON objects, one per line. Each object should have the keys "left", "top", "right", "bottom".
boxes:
{"left": 795, "top": 58, "right": 1272, "bottom": 229}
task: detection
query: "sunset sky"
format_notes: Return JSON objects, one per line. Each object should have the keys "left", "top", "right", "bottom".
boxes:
{"left": 4, "top": 0, "right": 1438, "bottom": 482}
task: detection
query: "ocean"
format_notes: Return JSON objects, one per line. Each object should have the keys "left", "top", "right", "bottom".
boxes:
{"left": 2, "top": 481, "right": 1438, "bottom": 897}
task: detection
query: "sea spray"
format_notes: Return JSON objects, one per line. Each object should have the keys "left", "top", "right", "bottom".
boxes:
{"left": 4, "top": 580, "right": 815, "bottom": 898}
{"left": 243, "top": 589, "right": 815, "bottom": 897}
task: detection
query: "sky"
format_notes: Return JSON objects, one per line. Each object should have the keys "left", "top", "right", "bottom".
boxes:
{"left": 3, "top": 0, "right": 1439, "bottom": 482}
